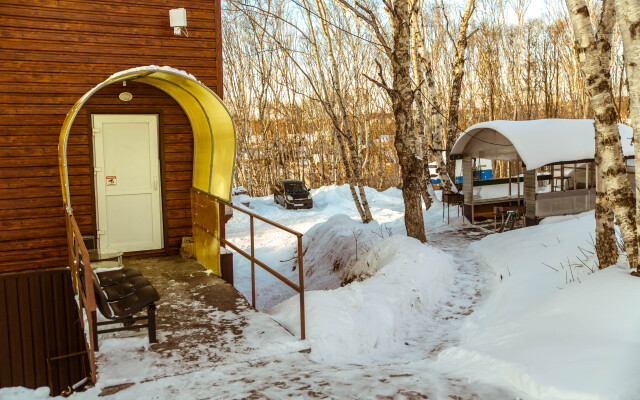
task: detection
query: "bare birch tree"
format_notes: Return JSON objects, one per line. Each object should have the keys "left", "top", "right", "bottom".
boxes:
{"left": 411, "top": 6, "right": 434, "bottom": 210}
{"left": 308, "top": 0, "right": 374, "bottom": 223}
{"left": 441, "top": 0, "right": 476, "bottom": 193}
{"left": 335, "top": 0, "right": 427, "bottom": 242}
{"left": 566, "top": 0, "right": 638, "bottom": 270}
{"left": 591, "top": 0, "right": 618, "bottom": 269}
{"left": 614, "top": 0, "right": 640, "bottom": 275}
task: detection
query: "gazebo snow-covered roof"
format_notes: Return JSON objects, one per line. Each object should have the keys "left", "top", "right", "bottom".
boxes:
{"left": 451, "top": 119, "right": 634, "bottom": 170}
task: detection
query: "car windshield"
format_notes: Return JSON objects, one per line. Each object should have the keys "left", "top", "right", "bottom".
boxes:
{"left": 284, "top": 182, "right": 308, "bottom": 194}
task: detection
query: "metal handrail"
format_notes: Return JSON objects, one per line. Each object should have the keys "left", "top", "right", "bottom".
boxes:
{"left": 65, "top": 213, "right": 97, "bottom": 383}
{"left": 222, "top": 199, "right": 303, "bottom": 236}
{"left": 215, "top": 198, "right": 306, "bottom": 340}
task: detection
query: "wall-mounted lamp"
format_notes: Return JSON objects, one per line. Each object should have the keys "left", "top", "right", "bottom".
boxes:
{"left": 169, "top": 8, "right": 188, "bottom": 36}
{"left": 119, "top": 92, "right": 133, "bottom": 102}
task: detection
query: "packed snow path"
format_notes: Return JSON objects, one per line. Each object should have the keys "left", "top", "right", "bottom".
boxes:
{"left": 230, "top": 189, "right": 495, "bottom": 362}
{"left": 2, "top": 187, "right": 530, "bottom": 399}
{"left": 416, "top": 223, "right": 493, "bottom": 358}
{"left": 220, "top": 187, "right": 528, "bottom": 398}
{"left": 87, "top": 220, "right": 522, "bottom": 399}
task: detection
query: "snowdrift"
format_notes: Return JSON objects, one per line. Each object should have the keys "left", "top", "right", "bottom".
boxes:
{"left": 269, "top": 235, "right": 455, "bottom": 365}
{"left": 436, "top": 211, "right": 640, "bottom": 399}
{"left": 293, "top": 214, "right": 388, "bottom": 291}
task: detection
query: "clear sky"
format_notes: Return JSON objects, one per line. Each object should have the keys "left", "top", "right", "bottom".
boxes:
{"left": 526, "top": 0, "right": 551, "bottom": 18}
{"left": 508, "top": 0, "right": 551, "bottom": 21}
{"left": 466, "top": 0, "right": 555, "bottom": 25}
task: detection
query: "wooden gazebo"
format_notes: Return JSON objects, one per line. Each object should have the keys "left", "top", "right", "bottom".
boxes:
{"left": 450, "top": 119, "right": 634, "bottom": 224}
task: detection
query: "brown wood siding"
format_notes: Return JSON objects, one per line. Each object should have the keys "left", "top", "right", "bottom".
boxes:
{"left": 524, "top": 169, "right": 537, "bottom": 218}
{"left": 0, "top": 268, "right": 89, "bottom": 395}
{"left": 0, "top": 1, "right": 222, "bottom": 272}
{"left": 462, "top": 158, "right": 473, "bottom": 205}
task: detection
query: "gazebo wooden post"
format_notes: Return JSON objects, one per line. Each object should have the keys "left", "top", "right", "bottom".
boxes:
{"left": 517, "top": 162, "right": 521, "bottom": 205}
{"left": 462, "top": 157, "right": 473, "bottom": 224}
{"left": 588, "top": 162, "right": 595, "bottom": 208}
{"left": 508, "top": 162, "right": 512, "bottom": 198}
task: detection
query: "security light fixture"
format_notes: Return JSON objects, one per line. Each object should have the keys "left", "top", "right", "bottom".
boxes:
{"left": 169, "top": 8, "right": 188, "bottom": 36}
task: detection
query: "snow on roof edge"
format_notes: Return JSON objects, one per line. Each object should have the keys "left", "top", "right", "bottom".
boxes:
{"left": 106, "top": 65, "right": 201, "bottom": 84}
{"left": 451, "top": 119, "right": 633, "bottom": 170}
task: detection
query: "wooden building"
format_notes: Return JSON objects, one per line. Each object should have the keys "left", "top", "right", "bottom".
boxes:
{"left": 450, "top": 119, "right": 634, "bottom": 224}
{"left": 1, "top": 1, "right": 227, "bottom": 394}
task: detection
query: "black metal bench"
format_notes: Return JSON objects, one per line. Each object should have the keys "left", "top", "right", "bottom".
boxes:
{"left": 79, "top": 263, "right": 160, "bottom": 351}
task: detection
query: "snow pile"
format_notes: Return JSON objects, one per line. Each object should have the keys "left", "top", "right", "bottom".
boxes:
{"left": 309, "top": 185, "right": 404, "bottom": 218}
{"left": 435, "top": 211, "right": 640, "bottom": 399}
{"left": 228, "top": 185, "right": 407, "bottom": 310}
{"left": 294, "top": 214, "right": 388, "bottom": 291}
{"left": 231, "top": 194, "right": 251, "bottom": 207}
{"left": 309, "top": 185, "right": 411, "bottom": 236}
{"left": 232, "top": 186, "right": 248, "bottom": 195}
{"left": 269, "top": 235, "right": 456, "bottom": 365}
{"left": 0, "top": 387, "right": 50, "bottom": 399}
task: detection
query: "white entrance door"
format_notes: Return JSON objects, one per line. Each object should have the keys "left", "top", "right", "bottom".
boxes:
{"left": 92, "top": 114, "right": 163, "bottom": 253}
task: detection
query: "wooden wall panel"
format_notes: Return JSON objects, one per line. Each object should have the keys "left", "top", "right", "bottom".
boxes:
{"left": 0, "top": 268, "right": 89, "bottom": 395}
{"left": 0, "top": 1, "right": 221, "bottom": 272}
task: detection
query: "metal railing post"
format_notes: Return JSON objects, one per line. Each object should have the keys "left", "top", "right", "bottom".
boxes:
{"left": 250, "top": 215, "right": 256, "bottom": 308}
{"left": 200, "top": 190, "right": 306, "bottom": 340}
{"left": 297, "top": 235, "right": 305, "bottom": 340}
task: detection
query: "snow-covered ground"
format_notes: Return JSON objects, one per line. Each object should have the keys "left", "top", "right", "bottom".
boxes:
{"left": 436, "top": 212, "right": 640, "bottom": 399}
{"left": 3, "top": 185, "right": 640, "bottom": 399}
{"left": 210, "top": 185, "right": 640, "bottom": 398}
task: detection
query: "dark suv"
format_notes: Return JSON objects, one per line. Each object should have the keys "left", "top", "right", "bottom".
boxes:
{"left": 273, "top": 179, "right": 313, "bottom": 209}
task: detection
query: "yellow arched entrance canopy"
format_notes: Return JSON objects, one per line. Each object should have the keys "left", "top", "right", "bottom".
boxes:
{"left": 58, "top": 65, "right": 236, "bottom": 213}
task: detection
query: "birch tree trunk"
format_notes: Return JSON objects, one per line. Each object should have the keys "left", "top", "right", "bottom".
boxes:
{"left": 390, "top": 0, "right": 427, "bottom": 241}
{"left": 424, "top": 54, "right": 451, "bottom": 195}
{"left": 596, "top": 139, "right": 619, "bottom": 269}
{"left": 444, "top": 0, "right": 475, "bottom": 193}
{"left": 593, "top": 0, "right": 619, "bottom": 269}
{"left": 566, "top": 0, "right": 638, "bottom": 270}
{"left": 314, "top": 0, "right": 373, "bottom": 223}
{"left": 411, "top": 8, "right": 433, "bottom": 210}
{"left": 335, "top": 0, "right": 426, "bottom": 241}
{"left": 613, "top": 0, "right": 640, "bottom": 275}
